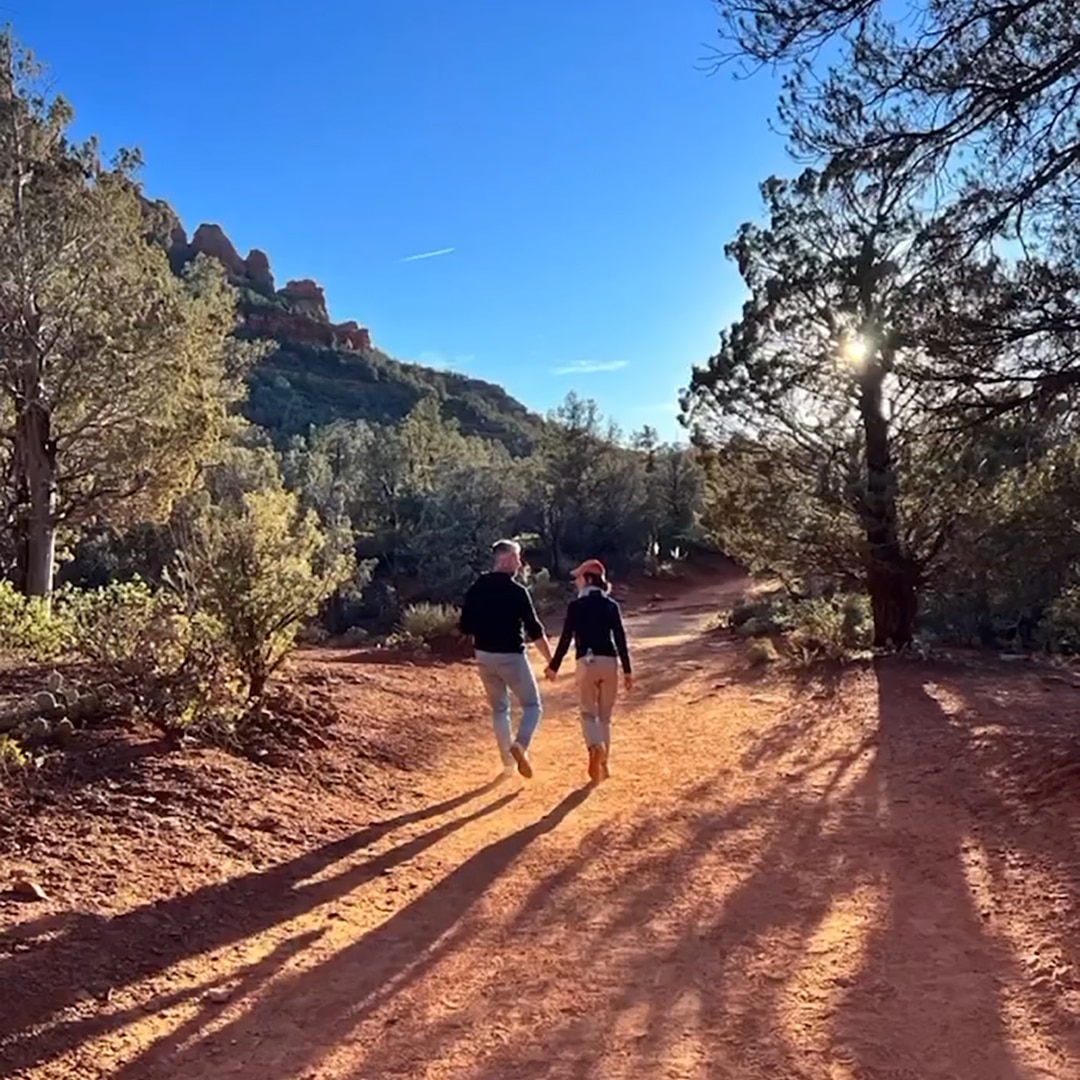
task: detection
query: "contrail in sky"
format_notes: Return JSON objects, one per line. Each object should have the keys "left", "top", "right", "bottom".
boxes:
{"left": 553, "top": 360, "right": 629, "bottom": 375}
{"left": 400, "top": 247, "right": 455, "bottom": 262}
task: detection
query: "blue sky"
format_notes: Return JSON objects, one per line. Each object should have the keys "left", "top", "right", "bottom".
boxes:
{"left": 17, "top": 0, "right": 788, "bottom": 441}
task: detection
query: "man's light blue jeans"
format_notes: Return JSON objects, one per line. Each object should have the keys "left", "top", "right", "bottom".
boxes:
{"left": 475, "top": 650, "right": 543, "bottom": 767}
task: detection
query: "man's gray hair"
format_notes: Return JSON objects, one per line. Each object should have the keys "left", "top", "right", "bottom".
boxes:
{"left": 491, "top": 538, "right": 521, "bottom": 557}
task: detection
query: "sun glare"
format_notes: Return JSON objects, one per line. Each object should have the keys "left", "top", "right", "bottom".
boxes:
{"left": 839, "top": 334, "right": 869, "bottom": 366}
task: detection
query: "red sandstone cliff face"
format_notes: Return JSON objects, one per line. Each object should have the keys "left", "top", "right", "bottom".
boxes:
{"left": 244, "top": 309, "right": 372, "bottom": 351}
{"left": 166, "top": 220, "right": 372, "bottom": 353}
{"left": 280, "top": 279, "right": 329, "bottom": 322}
{"left": 190, "top": 224, "right": 247, "bottom": 278}
{"left": 245, "top": 248, "right": 275, "bottom": 293}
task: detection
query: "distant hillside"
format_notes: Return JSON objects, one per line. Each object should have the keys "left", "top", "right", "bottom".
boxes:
{"left": 140, "top": 200, "right": 542, "bottom": 454}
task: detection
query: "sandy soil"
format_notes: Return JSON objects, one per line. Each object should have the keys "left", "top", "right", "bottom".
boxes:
{"left": 4, "top": 569, "right": 1080, "bottom": 1079}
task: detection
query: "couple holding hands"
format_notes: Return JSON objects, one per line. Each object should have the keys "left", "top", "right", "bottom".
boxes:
{"left": 459, "top": 539, "right": 634, "bottom": 786}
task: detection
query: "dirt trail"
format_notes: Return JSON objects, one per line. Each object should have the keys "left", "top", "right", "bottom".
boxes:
{"left": 6, "top": 575, "right": 1080, "bottom": 1079}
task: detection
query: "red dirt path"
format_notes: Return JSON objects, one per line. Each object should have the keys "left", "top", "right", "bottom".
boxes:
{"left": 4, "top": 571, "right": 1080, "bottom": 1078}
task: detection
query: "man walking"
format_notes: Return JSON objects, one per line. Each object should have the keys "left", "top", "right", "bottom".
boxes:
{"left": 460, "top": 539, "right": 554, "bottom": 779}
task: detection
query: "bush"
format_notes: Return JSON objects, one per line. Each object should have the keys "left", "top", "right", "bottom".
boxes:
{"left": 0, "top": 581, "right": 68, "bottom": 659}
{"left": 295, "top": 623, "right": 330, "bottom": 646}
{"left": 54, "top": 580, "right": 163, "bottom": 666}
{"left": 735, "top": 615, "right": 781, "bottom": 639}
{"left": 522, "top": 566, "right": 566, "bottom": 611}
{"left": 399, "top": 602, "right": 461, "bottom": 643}
{"left": 1037, "top": 586, "right": 1080, "bottom": 653}
{"left": 130, "top": 607, "right": 247, "bottom": 742}
{"left": 0, "top": 735, "right": 29, "bottom": 776}
{"left": 727, "top": 588, "right": 792, "bottom": 638}
{"left": 0, "top": 579, "right": 166, "bottom": 665}
{"left": 788, "top": 594, "right": 872, "bottom": 663}
{"left": 175, "top": 486, "right": 356, "bottom": 699}
{"left": 747, "top": 639, "right": 780, "bottom": 666}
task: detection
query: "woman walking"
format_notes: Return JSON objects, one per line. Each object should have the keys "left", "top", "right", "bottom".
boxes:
{"left": 545, "top": 559, "right": 633, "bottom": 784}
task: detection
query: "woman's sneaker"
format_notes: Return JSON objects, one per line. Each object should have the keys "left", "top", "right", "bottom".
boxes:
{"left": 588, "top": 745, "right": 603, "bottom": 784}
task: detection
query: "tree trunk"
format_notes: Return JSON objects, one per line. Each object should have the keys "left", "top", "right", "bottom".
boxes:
{"left": 13, "top": 396, "right": 58, "bottom": 599}
{"left": 859, "top": 357, "right": 917, "bottom": 648}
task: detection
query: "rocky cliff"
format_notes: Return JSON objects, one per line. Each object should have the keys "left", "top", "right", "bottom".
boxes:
{"left": 138, "top": 198, "right": 539, "bottom": 453}
{"left": 167, "top": 221, "right": 374, "bottom": 353}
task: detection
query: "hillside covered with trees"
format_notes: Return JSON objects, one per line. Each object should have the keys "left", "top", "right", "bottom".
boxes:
{"left": 138, "top": 204, "right": 544, "bottom": 455}
{"left": 0, "top": 28, "right": 704, "bottom": 750}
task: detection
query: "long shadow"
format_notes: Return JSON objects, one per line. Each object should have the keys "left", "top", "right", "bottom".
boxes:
{"left": 361, "top": 754, "right": 876, "bottom": 1079}
{"left": 342, "top": 658, "right": 1063, "bottom": 1078}
{"left": 111, "top": 786, "right": 593, "bottom": 1080}
{"left": 0, "top": 778, "right": 514, "bottom": 1074}
{"left": 826, "top": 659, "right": 1026, "bottom": 1078}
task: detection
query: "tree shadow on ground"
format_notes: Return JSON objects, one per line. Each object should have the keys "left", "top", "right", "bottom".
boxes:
{"left": 107, "top": 786, "right": 594, "bottom": 1080}
{"left": 18, "top": 640, "right": 1080, "bottom": 1078}
{"left": 332, "top": 659, "right": 1077, "bottom": 1079}
{"left": 0, "top": 778, "right": 517, "bottom": 1075}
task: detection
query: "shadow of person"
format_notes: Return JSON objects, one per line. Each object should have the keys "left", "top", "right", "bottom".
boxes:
{"left": 0, "top": 778, "right": 515, "bottom": 1075}
{"left": 111, "top": 786, "right": 595, "bottom": 1080}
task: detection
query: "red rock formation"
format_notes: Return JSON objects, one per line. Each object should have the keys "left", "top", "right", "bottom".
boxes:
{"left": 190, "top": 224, "right": 246, "bottom": 278}
{"left": 280, "top": 279, "right": 329, "bottom": 322}
{"left": 244, "top": 310, "right": 372, "bottom": 352}
{"left": 335, "top": 320, "right": 372, "bottom": 351}
{"left": 245, "top": 249, "right": 275, "bottom": 293}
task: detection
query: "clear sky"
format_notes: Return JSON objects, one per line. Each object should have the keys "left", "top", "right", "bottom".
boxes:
{"left": 16, "top": 0, "right": 788, "bottom": 441}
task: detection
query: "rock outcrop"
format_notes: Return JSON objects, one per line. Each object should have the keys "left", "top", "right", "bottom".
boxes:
{"left": 159, "top": 219, "right": 373, "bottom": 353}
{"left": 245, "top": 248, "right": 275, "bottom": 293}
{"left": 190, "top": 224, "right": 247, "bottom": 278}
{"left": 337, "top": 320, "right": 372, "bottom": 351}
{"left": 244, "top": 310, "right": 373, "bottom": 352}
{"left": 280, "top": 279, "right": 329, "bottom": 322}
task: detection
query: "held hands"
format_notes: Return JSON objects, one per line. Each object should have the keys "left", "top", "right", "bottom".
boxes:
{"left": 624, "top": 672, "right": 635, "bottom": 691}
{"left": 545, "top": 665, "right": 558, "bottom": 681}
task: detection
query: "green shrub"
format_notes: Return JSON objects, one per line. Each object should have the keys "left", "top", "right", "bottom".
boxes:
{"left": 727, "top": 589, "right": 791, "bottom": 631}
{"left": 735, "top": 615, "right": 781, "bottom": 639}
{"left": 0, "top": 735, "right": 29, "bottom": 776}
{"left": 0, "top": 581, "right": 69, "bottom": 659}
{"left": 1037, "top": 586, "right": 1080, "bottom": 653}
{"left": 399, "top": 602, "right": 461, "bottom": 643}
{"left": 747, "top": 639, "right": 780, "bottom": 666}
{"left": 175, "top": 486, "right": 356, "bottom": 699}
{"left": 522, "top": 566, "right": 566, "bottom": 611}
{"left": 132, "top": 607, "right": 247, "bottom": 742}
{"left": 54, "top": 580, "right": 163, "bottom": 666}
{"left": 788, "top": 593, "right": 872, "bottom": 662}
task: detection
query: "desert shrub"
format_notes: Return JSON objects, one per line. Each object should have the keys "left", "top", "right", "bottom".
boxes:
{"left": 129, "top": 606, "right": 247, "bottom": 741}
{"left": 788, "top": 594, "right": 872, "bottom": 663}
{"left": 727, "top": 588, "right": 791, "bottom": 636}
{"left": 1036, "top": 586, "right": 1080, "bottom": 654}
{"left": 174, "top": 486, "right": 356, "bottom": 699}
{"left": 399, "top": 602, "right": 461, "bottom": 643}
{"left": 735, "top": 615, "right": 781, "bottom": 639}
{"left": 0, "top": 581, "right": 68, "bottom": 659}
{"left": 747, "top": 638, "right": 780, "bottom": 666}
{"left": 0, "top": 579, "right": 169, "bottom": 666}
{"left": 54, "top": 580, "right": 164, "bottom": 665}
{"left": 522, "top": 566, "right": 566, "bottom": 611}
{"left": 0, "top": 735, "right": 29, "bottom": 776}
{"left": 343, "top": 625, "right": 369, "bottom": 644}
{"left": 295, "top": 623, "right": 330, "bottom": 646}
